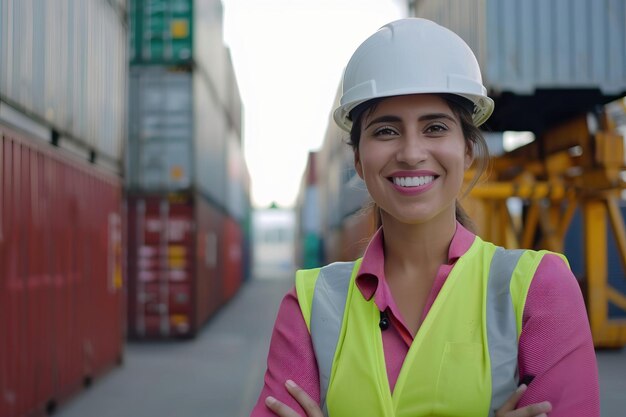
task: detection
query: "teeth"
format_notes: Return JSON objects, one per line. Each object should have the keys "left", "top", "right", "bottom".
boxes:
{"left": 393, "top": 176, "right": 435, "bottom": 187}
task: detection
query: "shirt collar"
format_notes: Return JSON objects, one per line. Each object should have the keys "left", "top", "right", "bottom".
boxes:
{"left": 355, "top": 221, "right": 476, "bottom": 304}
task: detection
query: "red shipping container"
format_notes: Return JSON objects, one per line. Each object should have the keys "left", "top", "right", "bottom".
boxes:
{"left": 222, "top": 216, "right": 243, "bottom": 301}
{"left": 194, "top": 196, "right": 225, "bottom": 330}
{"left": 126, "top": 193, "right": 239, "bottom": 338}
{"left": 0, "top": 124, "right": 124, "bottom": 417}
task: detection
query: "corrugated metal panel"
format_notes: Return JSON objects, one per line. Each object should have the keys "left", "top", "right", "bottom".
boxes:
{"left": 127, "top": 0, "right": 244, "bottom": 210}
{"left": 0, "top": 123, "right": 123, "bottom": 417}
{"left": 126, "top": 64, "right": 241, "bottom": 211}
{"left": 128, "top": 67, "right": 194, "bottom": 192}
{"left": 415, "top": 0, "right": 626, "bottom": 94}
{"left": 193, "top": 0, "right": 228, "bottom": 105}
{"left": 126, "top": 193, "right": 196, "bottom": 338}
{"left": 226, "top": 132, "right": 248, "bottom": 222}
{"left": 193, "top": 67, "right": 229, "bottom": 208}
{"left": 126, "top": 192, "right": 244, "bottom": 338}
{"left": 225, "top": 47, "right": 243, "bottom": 138}
{"left": 130, "top": 0, "right": 230, "bottom": 104}
{"left": 0, "top": 0, "right": 127, "bottom": 167}
{"left": 194, "top": 195, "right": 224, "bottom": 328}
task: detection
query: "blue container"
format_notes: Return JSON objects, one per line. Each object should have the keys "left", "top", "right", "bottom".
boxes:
{"left": 564, "top": 206, "right": 626, "bottom": 318}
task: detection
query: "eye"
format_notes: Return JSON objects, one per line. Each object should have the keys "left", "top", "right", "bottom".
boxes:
{"left": 424, "top": 123, "right": 448, "bottom": 135}
{"left": 373, "top": 125, "right": 399, "bottom": 137}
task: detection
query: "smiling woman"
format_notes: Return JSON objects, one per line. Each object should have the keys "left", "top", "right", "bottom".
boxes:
{"left": 349, "top": 94, "right": 489, "bottom": 232}
{"left": 251, "top": 18, "right": 599, "bottom": 417}
{"left": 354, "top": 95, "right": 471, "bottom": 230}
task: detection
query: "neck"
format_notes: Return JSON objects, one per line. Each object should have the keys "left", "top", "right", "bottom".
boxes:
{"left": 381, "top": 211, "right": 457, "bottom": 282}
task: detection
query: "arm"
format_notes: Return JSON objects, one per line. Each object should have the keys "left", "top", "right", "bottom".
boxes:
{"left": 250, "top": 287, "right": 320, "bottom": 417}
{"left": 517, "top": 254, "right": 600, "bottom": 416}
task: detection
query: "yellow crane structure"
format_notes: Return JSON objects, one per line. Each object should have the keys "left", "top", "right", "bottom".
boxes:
{"left": 465, "top": 98, "right": 626, "bottom": 348}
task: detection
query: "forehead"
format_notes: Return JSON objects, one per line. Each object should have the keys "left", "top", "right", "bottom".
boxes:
{"left": 368, "top": 94, "right": 454, "bottom": 119}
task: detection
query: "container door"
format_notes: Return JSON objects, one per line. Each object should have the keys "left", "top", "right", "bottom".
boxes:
{"left": 134, "top": 196, "right": 194, "bottom": 337}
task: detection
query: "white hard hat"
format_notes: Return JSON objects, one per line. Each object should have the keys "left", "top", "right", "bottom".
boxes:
{"left": 333, "top": 18, "right": 494, "bottom": 132}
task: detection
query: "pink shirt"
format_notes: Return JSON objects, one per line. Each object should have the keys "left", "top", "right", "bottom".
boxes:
{"left": 251, "top": 223, "right": 600, "bottom": 416}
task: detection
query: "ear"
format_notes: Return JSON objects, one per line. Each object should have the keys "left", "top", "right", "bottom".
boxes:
{"left": 354, "top": 150, "right": 364, "bottom": 179}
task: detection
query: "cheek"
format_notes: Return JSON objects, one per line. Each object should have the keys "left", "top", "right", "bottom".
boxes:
{"left": 356, "top": 145, "right": 380, "bottom": 174}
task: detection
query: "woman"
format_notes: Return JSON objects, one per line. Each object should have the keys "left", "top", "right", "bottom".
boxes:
{"left": 251, "top": 18, "right": 599, "bottom": 417}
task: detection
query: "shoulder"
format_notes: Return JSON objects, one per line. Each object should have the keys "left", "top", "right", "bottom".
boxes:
{"left": 527, "top": 251, "right": 582, "bottom": 303}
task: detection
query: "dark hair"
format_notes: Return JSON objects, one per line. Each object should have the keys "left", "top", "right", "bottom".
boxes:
{"left": 347, "top": 94, "right": 490, "bottom": 233}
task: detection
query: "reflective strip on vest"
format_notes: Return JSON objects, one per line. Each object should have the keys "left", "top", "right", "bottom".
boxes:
{"left": 309, "top": 249, "right": 525, "bottom": 416}
{"left": 486, "top": 247, "right": 525, "bottom": 416}
{"left": 310, "top": 261, "right": 356, "bottom": 413}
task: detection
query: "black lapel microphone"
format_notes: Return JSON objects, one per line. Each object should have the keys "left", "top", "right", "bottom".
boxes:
{"left": 379, "top": 310, "right": 390, "bottom": 331}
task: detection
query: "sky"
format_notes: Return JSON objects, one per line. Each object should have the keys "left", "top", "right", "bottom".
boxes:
{"left": 222, "top": 0, "right": 407, "bottom": 208}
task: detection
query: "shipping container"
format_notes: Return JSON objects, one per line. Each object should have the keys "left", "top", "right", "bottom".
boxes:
{"left": 130, "top": 0, "right": 232, "bottom": 106}
{"left": 0, "top": 123, "right": 124, "bottom": 417}
{"left": 412, "top": 0, "right": 626, "bottom": 132}
{"left": 295, "top": 152, "right": 324, "bottom": 268}
{"left": 126, "top": 192, "right": 246, "bottom": 338}
{"left": 129, "top": 0, "right": 194, "bottom": 65}
{"left": 226, "top": 130, "right": 251, "bottom": 223}
{"left": 127, "top": 0, "right": 249, "bottom": 339}
{"left": 0, "top": 0, "right": 127, "bottom": 171}
{"left": 127, "top": 67, "right": 194, "bottom": 192}
{"left": 225, "top": 47, "right": 244, "bottom": 138}
{"left": 127, "top": 65, "right": 239, "bottom": 210}
{"left": 222, "top": 216, "right": 243, "bottom": 300}
{"left": 565, "top": 206, "right": 626, "bottom": 319}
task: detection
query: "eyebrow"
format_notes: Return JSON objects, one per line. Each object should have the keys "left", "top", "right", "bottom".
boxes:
{"left": 365, "top": 113, "right": 457, "bottom": 130}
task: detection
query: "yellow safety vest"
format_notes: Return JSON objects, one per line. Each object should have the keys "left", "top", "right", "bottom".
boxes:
{"left": 295, "top": 236, "right": 565, "bottom": 417}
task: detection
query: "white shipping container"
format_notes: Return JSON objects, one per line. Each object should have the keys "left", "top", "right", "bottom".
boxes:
{"left": 0, "top": 0, "right": 127, "bottom": 168}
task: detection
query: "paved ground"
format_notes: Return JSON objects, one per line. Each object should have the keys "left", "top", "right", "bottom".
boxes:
{"left": 55, "top": 275, "right": 293, "bottom": 417}
{"left": 55, "top": 275, "right": 626, "bottom": 417}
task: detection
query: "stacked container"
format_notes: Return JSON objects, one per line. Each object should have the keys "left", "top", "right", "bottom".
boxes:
{"left": 126, "top": 0, "right": 249, "bottom": 338}
{"left": 299, "top": 91, "right": 373, "bottom": 264}
{"left": 412, "top": 0, "right": 626, "bottom": 133}
{"left": 0, "top": 0, "right": 127, "bottom": 416}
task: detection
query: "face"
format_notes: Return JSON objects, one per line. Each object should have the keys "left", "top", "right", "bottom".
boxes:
{"left": 354, "top": 94, "right": 473, "bottom": 227}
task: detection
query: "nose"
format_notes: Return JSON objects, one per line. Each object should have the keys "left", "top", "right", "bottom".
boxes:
{"left": 396, "top": 134, "right": 428, "bottom": 166}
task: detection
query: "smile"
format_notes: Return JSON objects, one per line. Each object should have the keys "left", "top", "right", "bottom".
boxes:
{"left": 391, "top": 176, "right": 435, "bottom": 187}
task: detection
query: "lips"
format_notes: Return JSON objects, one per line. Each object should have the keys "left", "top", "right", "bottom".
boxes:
{"left": 387, "top": 170, "right": 439, "bottom": 194}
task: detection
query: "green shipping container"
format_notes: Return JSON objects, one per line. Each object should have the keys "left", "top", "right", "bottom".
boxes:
{"left": 130, "top": 0, "right": 193, "bottom": 65}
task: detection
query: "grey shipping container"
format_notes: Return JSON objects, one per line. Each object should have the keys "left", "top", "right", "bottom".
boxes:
{"left": 226, "top": 133, "right": 251, "bottom": 222}
{"left": 316, "top": 90, "right": 370, "bottom": 233}
{"left": 128, "top": 67, "right": 194, "bottom": 191}
{"left": 413, "top": 0, "right": 626, "bottom": 133}
{"left": 127, "top": 64, "right": 242, "bottom": 213}
{"left": 0, "top": 0, "right": 127, "bottom": 171}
